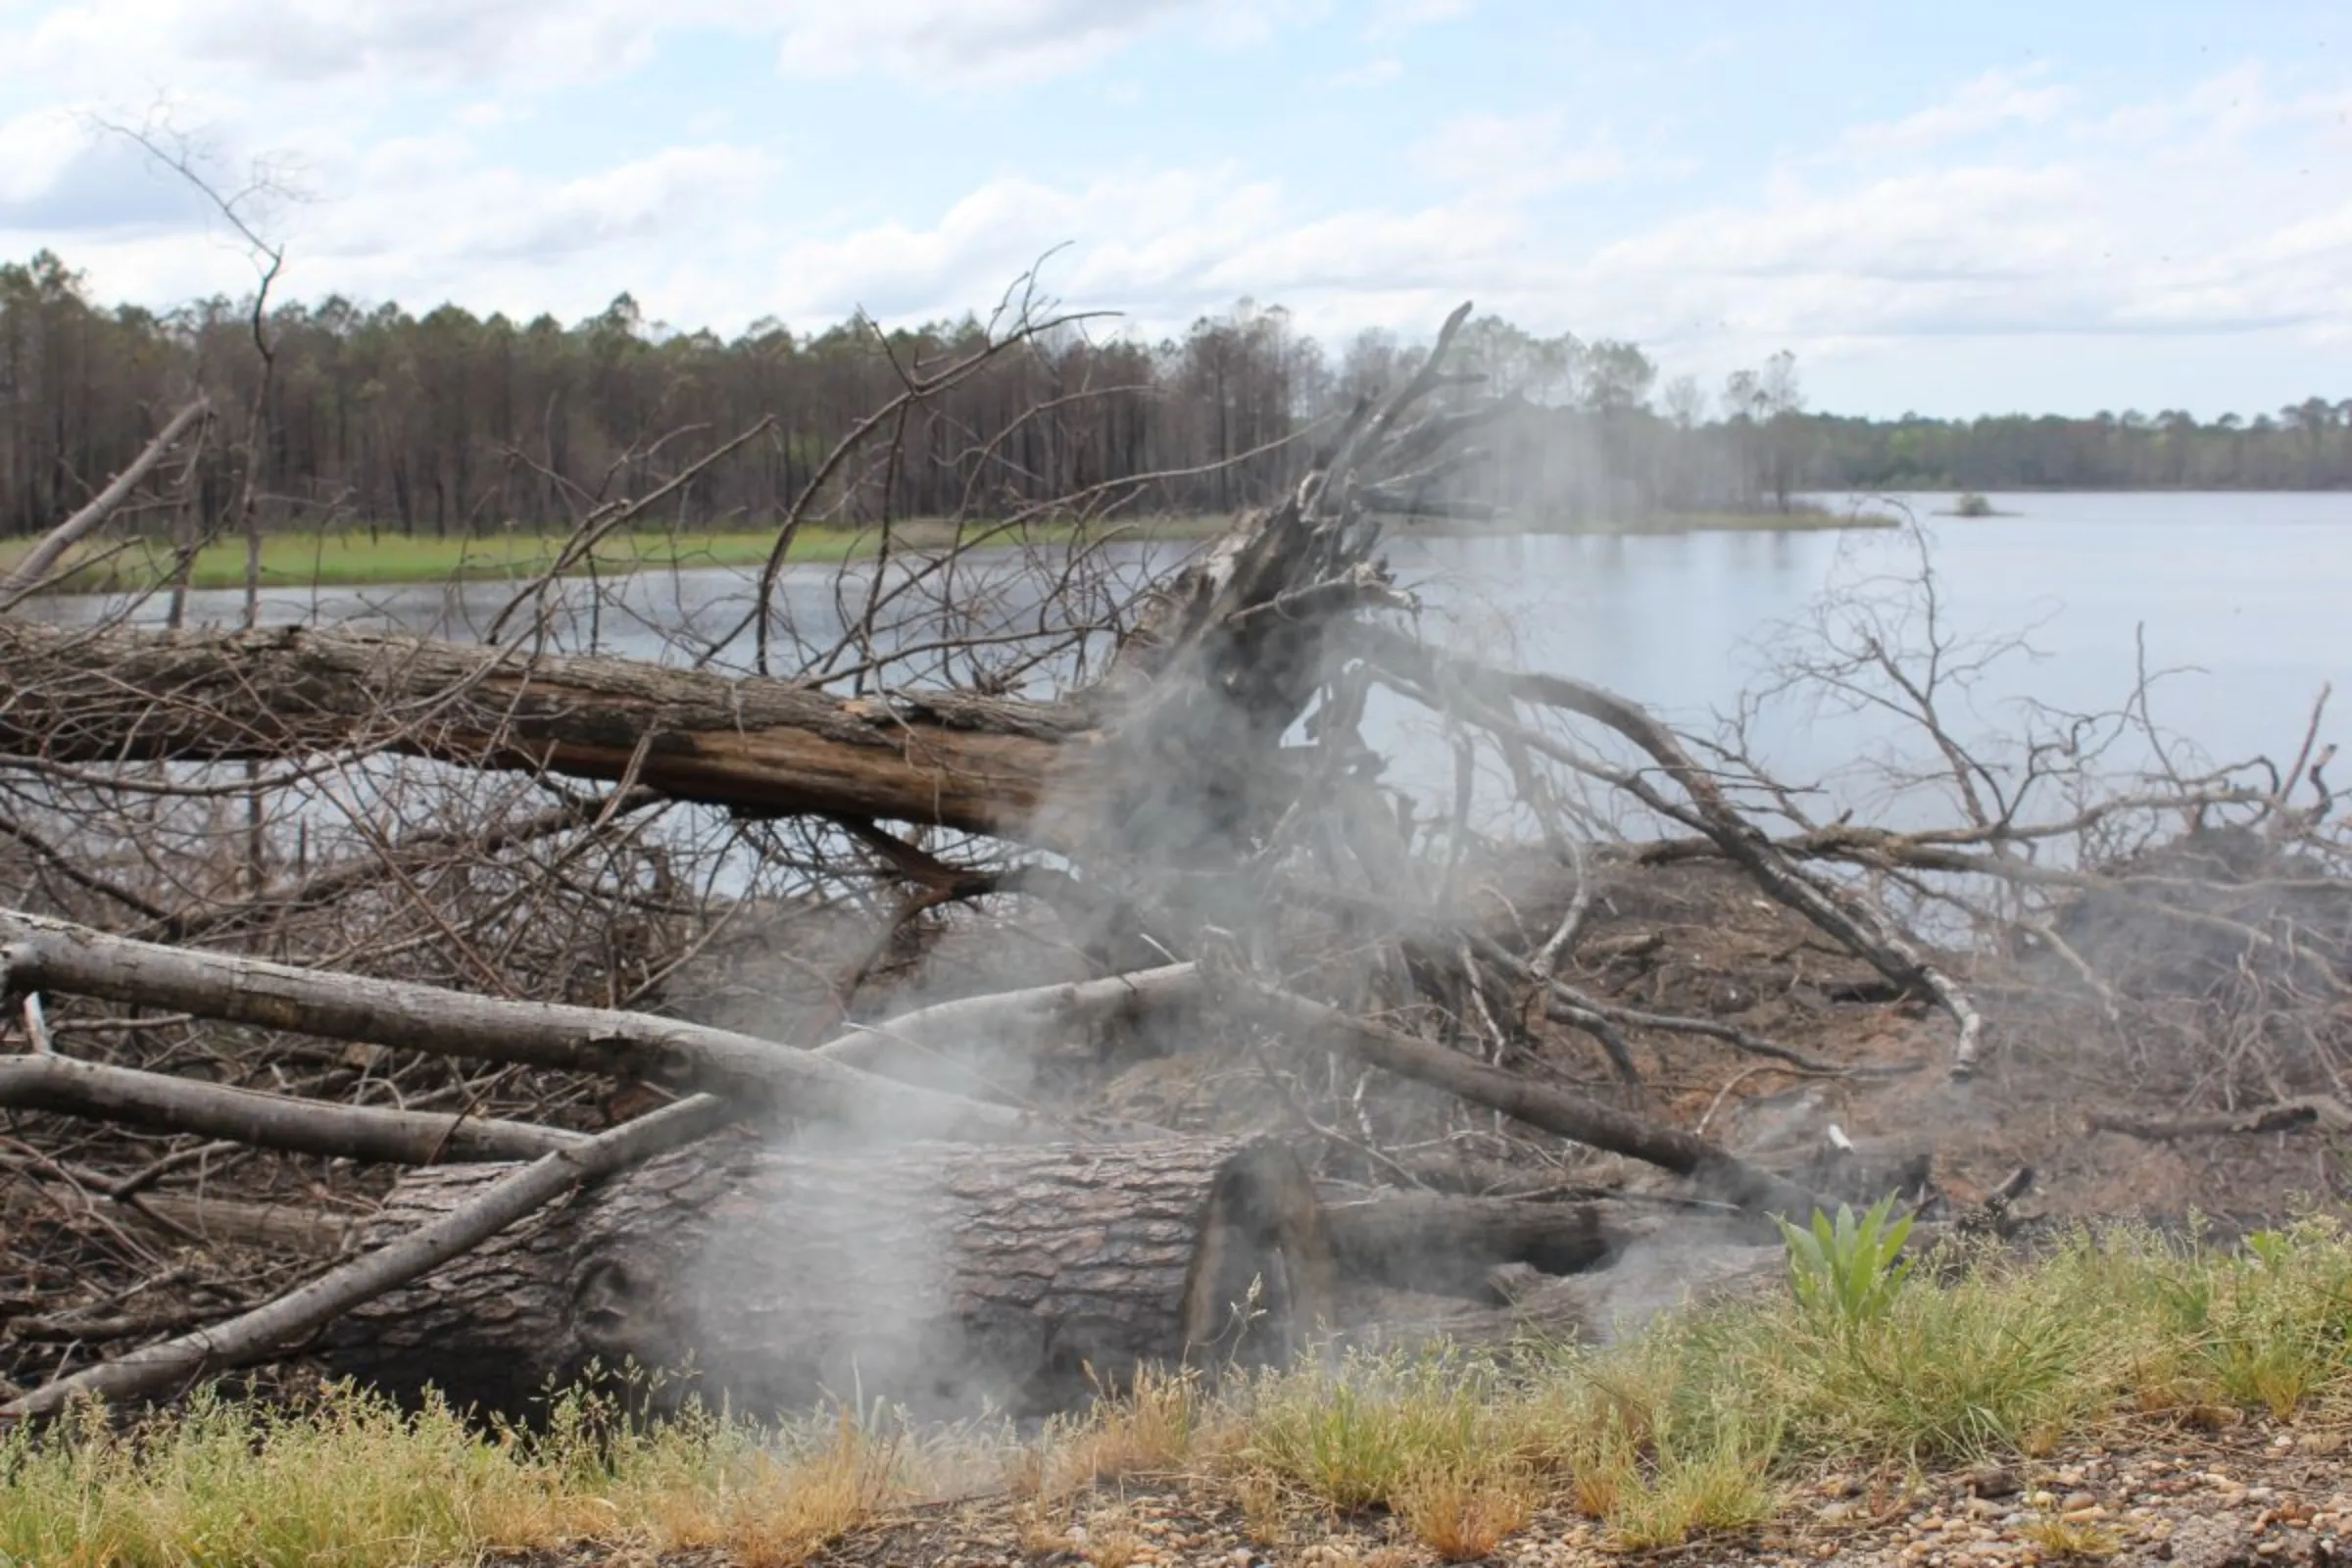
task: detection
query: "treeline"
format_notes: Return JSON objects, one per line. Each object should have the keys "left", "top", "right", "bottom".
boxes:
{"left": 3, "top": 249, "right": 2347, "bottom": 540}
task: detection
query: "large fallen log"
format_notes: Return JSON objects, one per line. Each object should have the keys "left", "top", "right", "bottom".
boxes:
{"left": 1, "top": 1095, "right": 732, "bottom": 1423}
{"left": 318, "top": 1135, "right": 1331, "bottom": 1420}
{"left": 0, "top": 621, "right": 1095, "bottom": 841}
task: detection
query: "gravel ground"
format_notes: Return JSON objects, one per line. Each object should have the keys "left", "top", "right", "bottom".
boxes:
{"left": 795, "top": 1421, "right": 2352, "bottom": 1568}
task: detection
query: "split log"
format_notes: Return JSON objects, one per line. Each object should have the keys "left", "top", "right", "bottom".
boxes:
{"left": 319, "top": 1135, "right": 1331, "bottom": 1421}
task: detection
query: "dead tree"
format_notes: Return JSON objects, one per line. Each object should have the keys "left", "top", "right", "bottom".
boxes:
{"left": 5, "top": 290, "right": 2338, "bottom": 1424}
{"left": 318, "top": 1136, "right": 1330, "bottom": 1421}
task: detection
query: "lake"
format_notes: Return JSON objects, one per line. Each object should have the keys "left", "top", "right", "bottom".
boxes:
{"left": 34, "top": 490, "right": 2350, "bottom": 833}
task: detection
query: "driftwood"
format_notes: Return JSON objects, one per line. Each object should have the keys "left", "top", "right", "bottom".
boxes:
{"left": 318, "top": 1135, "right": 1330, "bottom": 1420}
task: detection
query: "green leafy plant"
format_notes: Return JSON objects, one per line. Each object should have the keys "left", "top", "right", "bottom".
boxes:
{"left": 1778, "top": 1197, "right": 1916, "bottom": 1329}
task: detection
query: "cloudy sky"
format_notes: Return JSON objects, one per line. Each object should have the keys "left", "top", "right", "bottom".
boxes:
{"left": 1, "top": 0, "right": 2344, "bottom": 417}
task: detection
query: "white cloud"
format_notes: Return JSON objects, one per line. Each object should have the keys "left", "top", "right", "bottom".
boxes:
{"left": 11, "top": 0, "right": 663, "bottom": 95}
{"left": 1845, "top": 67, "right": 2072, "bottom": 151}
{"left": 1365, "top": 0, "right": 1473, "bottom": 40}
{"left": 1321, "top": 57, "right": 1403, "bottom": 89}
{"left": 4, "top": 0, "right": 1301, "bottom": 96}
{"left": 766, "top": 0, "right": 1213, "bottom": 84}
{"left": 2, "top": 7, "right": 2346, "bottom": 416}
{"left": 1410, "top": 110, "right": 1624, "bottom": 199}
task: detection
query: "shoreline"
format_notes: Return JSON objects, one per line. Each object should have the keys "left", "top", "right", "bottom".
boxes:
{"left": 0, "top": 509, "right": 1891, "bottom": 595}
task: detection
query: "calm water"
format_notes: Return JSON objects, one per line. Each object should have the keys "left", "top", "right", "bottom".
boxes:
{"left": 1377, "top": 490, "right": 2352, "bottom": 820}
{"left": 39, "top": 491, "right": 2351, "bottom": 827}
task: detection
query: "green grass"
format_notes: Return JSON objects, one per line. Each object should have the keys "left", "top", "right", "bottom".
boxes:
{"left": 0, "top": 505, "right": 1892, "bottom": 595}
{"left": 11, "top": 1219, "right": 2352, "bottom": 1564}
{"left": 0, "top": 1380, "right": 916, "bottom": 1568}
{"left": 0, "top": 515, "right": 1238, "bottom": 595}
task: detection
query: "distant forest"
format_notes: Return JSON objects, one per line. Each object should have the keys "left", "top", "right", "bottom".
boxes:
{"left": 3, "top": 249, "right": 2347, "bottom": 540}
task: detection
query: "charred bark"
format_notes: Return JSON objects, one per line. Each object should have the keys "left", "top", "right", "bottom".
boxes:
{"left": 318, "top": 1135, "right": 1331, "bottom": 1421}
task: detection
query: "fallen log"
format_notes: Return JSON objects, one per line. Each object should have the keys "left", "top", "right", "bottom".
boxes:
{"left": 0, "top": 1095, "right": 731, "bottom": 1423}
{"left": 0, "top": 1170, "right": 355, "bottom": 1253}
{"left": 1224, "top": 978, "right": 1834, "bottom": 1219}
{"left": 0, "top": 909, "right": 1098, "bottom": 1143}
{"left": 0, "top": 1054, "right": 584, "bottom": 1164}
{"left": 318, "top": 1135, "right": 1331, "bottom": 1421}
{"left": 0, "top": 621, "right": 1097, "bottom": 841}
{"left": 2089, "top": 1098, "right": 2352, "bottom": 1141}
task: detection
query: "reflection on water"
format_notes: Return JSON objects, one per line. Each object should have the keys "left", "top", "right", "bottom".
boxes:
{"left": 28, "top": 492, "right": 2352, "bottom": 828}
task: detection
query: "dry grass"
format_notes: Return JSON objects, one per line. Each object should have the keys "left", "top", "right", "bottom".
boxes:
{"left": 0, "top": 1382, "right": 918, "bottom": 1568}
{"left": 1391, "top": 1458, "right": 1538, "bottom": 1561}
{"left": 8, "top": 1218, "right": 2352, "bottom": 1563}
{"left": 2018, "top": 1511, "right": 2126, "bottom": 1559}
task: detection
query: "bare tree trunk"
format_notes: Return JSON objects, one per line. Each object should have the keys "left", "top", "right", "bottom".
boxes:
{"left": 318, "top": 1135, "right": 1330, "bottom": 1421}
{"left": 0, "top": 1096, "right": 730, "bottom": 1423}
{"left": 0, "top": 909, "right": 1075, "bottom": 1142}
{"left": 0, "top": 1054, "right": 583, "bottom": 1164}
{"left": 0, "top": 622, "right": 1092, "bottom": 840}
{"left": 0, "top": 398, "right": 208, "bottom": 610}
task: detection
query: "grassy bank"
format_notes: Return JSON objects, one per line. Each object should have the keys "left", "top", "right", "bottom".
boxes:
{"left": 0, "top": 516, "right": 1236, "bottom": 596}
{"left": 7, "top": 1216, "right": 2350, "bottom": 1565}
{"left": 0, "top": 507, "right": 1890, "bottom": 595}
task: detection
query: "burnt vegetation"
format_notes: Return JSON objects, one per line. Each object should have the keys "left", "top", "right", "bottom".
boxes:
{"left": 0, "top": 270, "right": 2347, "bottom": 1439}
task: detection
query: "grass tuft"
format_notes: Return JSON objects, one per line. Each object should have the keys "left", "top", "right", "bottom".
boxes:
{"left": 10, "top": 1219, "right": 2352, "bottom": 1563}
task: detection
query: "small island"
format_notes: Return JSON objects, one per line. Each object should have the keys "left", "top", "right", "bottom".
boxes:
{"left": 1936, "top": 491, "right": 2018, "bottom": 518}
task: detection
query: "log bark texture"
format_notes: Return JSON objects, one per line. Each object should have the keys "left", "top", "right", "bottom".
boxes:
{"left": 0, "top": 621, "right": 1096, "bottom": 840}
{"left": 0, "top": 909, "right": 1077, "bottom": 1141}
{"left": 318, "top": 1135, "right": 1330, "bottom": 1420}
{"left": 0, "top": 1054, "right": 583, "bottom": 1164}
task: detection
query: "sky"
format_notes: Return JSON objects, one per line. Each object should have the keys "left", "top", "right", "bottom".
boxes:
{"left": 0, "top": 0, "right": 2346, "bottom": 419}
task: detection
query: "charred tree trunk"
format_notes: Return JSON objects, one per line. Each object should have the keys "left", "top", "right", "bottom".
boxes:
{"left": 318, "top": 1136, "right": 1331, "bottom": 1421}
